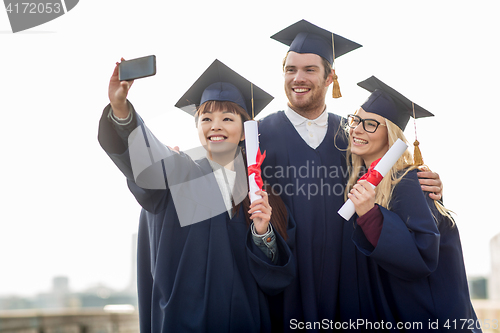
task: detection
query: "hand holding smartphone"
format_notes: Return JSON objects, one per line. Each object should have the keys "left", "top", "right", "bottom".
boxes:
{"left": 119, "top": 55, "right": 156, "bottom": 81}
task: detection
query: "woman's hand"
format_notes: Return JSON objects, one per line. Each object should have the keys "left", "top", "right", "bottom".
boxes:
{"left": 248, "top": 190, "right": 272, "bottom": 235}
{"left": 108, "top": 58, "right": 134, "bottom": 119}
{"left": 348, "top": 180, "right": 376, "bottom": 217}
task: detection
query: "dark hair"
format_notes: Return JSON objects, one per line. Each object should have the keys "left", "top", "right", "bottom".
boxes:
{"left": 233, "top": 150, "right": 289, "bottom": 241}
{"left": 195, "top": 100, "right": 250, "bottom": 127}
{"left": 282, "top": 51, "right": 332, "bottom": 80}
{"left": 195, "top": 100, "right": 289, "bottom": 240}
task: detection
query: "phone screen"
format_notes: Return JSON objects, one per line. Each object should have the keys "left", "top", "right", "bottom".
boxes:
{"left": 119, "top": 55, "right": 156, "bottom": 81}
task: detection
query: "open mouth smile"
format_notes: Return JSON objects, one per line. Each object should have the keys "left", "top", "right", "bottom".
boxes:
{"left": 292, "top": 87, "right": 311, "bottom": 94}
{"left": 208, "top": 135, "right": 227, "bottom": 142}
{"left": 353, "top": 137, "right": 368, "bottom": 145}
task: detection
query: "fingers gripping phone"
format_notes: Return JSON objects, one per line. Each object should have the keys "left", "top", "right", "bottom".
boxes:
{"left": 119, "top": 55, "right": 156, "bottom": 81}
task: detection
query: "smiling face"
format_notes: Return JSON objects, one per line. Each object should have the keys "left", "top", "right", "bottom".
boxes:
{"left": 283, "top": 51, "right": 333, "bottom": 119}
{"left": 349, "top": 108, "right": 390, "bottom": 167}
{"left": 196, "top": 101, "right": 246, "bottom": 162}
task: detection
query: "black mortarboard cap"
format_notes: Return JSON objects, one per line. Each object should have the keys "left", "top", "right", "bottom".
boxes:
{"left": 270, "top": 19, "right": 362, "bottom": 64}
{"left": 175, "top": 59, "right": 273, "bottom": 119}
{"left": 357, "top": 76, "right": 434, "bottom": 131}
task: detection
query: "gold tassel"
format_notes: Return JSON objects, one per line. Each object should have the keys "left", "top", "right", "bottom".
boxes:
{"left": 413, "top": 140, "right": 424, "bottom": 166}
{"left": 411, "top": 102, "right": 423, "bottom": 166}
{"left": 332, "top": 69, "right": 341, "bottom": 98}
{"left": 330, "top": 34, "right": 341, "bottom": 99}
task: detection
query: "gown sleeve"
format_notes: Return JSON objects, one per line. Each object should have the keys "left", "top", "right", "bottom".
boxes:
{"left": 98, "top": 101, "right": 194, "bottom": 213}
{"left": 245, "top": 206, "right": 296, "bottom": 295}
{"left": 352, "top": 169, "right": 440, "bottom": 281}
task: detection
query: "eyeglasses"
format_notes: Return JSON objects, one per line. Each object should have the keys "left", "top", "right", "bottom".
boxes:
{"left": 347, "top": 114, "right": 386, "bottom": 133}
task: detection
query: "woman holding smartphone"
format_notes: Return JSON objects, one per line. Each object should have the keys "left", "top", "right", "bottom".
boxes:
{"left": 98, "top": 59, "right": 295, "bottom": 333}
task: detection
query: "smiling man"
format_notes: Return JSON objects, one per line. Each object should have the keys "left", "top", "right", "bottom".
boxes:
{"left": 283, "top": 51, "right": 332, "bottom": 119}
{"left": 257, "top": 20, "right": 443, "bottom": 332}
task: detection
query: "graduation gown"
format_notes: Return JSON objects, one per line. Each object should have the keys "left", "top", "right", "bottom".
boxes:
{"left": 258, "top": 111, "right": 356, "bottom": 331}
{"left": 98, "top": 104, "right": 296, "bottom": 333}
{"left": 351, "top": 169, "right": 480, "bottom": 332}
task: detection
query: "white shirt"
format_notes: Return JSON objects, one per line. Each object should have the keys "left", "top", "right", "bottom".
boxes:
{"left": 284, "top": 106, "right": 329, "bottom": 149}
{"left": 208, "top": 160, "right": 276, "bottom": 259}
{"left": 208, "top": 160, "right": 236, "bottom": 218}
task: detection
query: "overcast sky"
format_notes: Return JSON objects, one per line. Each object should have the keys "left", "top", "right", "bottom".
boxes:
{"left": 1, "top": 0, "right": 499, "bottom": 297}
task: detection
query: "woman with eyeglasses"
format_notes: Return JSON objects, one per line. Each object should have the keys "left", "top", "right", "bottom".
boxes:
{"left": 341, "top": 76, "right": 480, "bottom": 332}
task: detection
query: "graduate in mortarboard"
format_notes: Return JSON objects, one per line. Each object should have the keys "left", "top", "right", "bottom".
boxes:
{"left": 98, "top": 59, "right": 296, "bottom": 332}
{"left": 343, "top": 76, "right": 480, "bottom": 332}
{"left": 257, "top": 20, "right": 364, "bottom": 331}
{"left": 259, "top": 20, "right": 443, "bottom": 331}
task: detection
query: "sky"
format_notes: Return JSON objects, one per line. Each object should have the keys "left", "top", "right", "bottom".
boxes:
{"left": 1, "top": 0, "right": 499, "bottom": 297}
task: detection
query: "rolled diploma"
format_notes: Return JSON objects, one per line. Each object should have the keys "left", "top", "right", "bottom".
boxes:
{"left": 244, "top": 120, "right": 262, "bottom": 203}
{"left": 338, "top": 138, "right": 408, "bottom": 220}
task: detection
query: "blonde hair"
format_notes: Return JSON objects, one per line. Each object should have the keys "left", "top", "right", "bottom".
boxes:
{"left": 345, "top": 116, "right": 454, "bottom": 225}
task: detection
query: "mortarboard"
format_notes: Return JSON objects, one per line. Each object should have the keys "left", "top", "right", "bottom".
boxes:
{"left": 357, "top": 75, "right": 434, "bottom": 131}
{"left": 357, "top": 75, "right": 434, "bottom": 165}
{"left": 271, "top": 19, "right": 362, "bottom": 65}
{"left": 271, "top": 19, "right": 362, "bottom": 98}
{"left": 175, "top": 59, "right": 273, "bottom": 119}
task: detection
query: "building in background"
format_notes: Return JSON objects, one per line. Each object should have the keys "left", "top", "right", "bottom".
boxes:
{"left": 127, "top": 233, "right": 138, "bottom": 295}
{"left": 490, "top": 232, "right": 500, "bottom": 300}
{"left": 0, "top": 234, "right": 139, "bottom": 311}
{"left": 469, "top": 276, "right": 488, "bottom": 299}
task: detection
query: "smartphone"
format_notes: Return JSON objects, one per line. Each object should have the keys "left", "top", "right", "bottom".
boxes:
{"left": 119, "top": 55, "right": 156, "bottom": 81}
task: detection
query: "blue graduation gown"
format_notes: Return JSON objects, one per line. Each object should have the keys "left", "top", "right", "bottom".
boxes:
{"left": 351, "top": 169, "right": 480, "bottom": 332}
{"left": 258, "top": 111, "right": 356, "bottom": 331}
{"left": 98, "top": 104, "right": 296, "bottom": 333}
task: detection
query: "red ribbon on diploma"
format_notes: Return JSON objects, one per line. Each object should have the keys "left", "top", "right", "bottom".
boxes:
{"left": 248, "top": 148, "right": 266, "bottom": 189}
{"left": 359, "top": 158, "right": 384, "bottom": 186}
